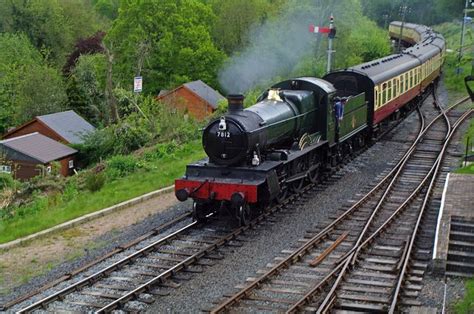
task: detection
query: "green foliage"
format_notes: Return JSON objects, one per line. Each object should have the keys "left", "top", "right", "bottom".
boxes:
{"left": 67, "top": 54, "right": 107, "bottom": 125}
{"left": 84, "top": 172, "right": 106, "bottom": 192}
{"left": 334, "top": 18, "right": 391, "bottom": 69}
{"left": 0, "top": 33, "right": 67, "bottom": 132}
{"left": 0, "top": 140, "right": 204, "bottom": 244}
{"left": 454, "top": 278, "right": 474, "bottom": 313}
{"left": 15, "top": 64, "right": 67, "bottom": 123}
{"left": 210, "top": 0, "right": 275, "bottom": 54}
{"left": 107, "top": 0, "right": 225, "bottom": 92}
{"left": 143, "top": 142, "right": 179, "bottom": 161}
{"left": 62, "top": 181, "right": 78, "bottom": 202}
{"left": 434, "top": 23, "right": 474, "bottom": 93}
{"left": 92, "top": 0, "right": 120, "bottom": 20}
{"left": 361, "top": 0, "right": 466, "bottom": 27}
{"left": 0, "top": 0, "right": 105, "bottom": 66}
{"left": 0, "top": 173, "right": 14, "bottom": 190}
{"left": 76, "top": 92, "right": 200, "bottom": 165}
{"left": 107, "top": 155, "right": 140, "bottom": 178}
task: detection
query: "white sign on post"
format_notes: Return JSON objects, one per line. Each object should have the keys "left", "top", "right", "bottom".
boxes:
{"left": 134, "top": 76, "right": 143, "bottom": 93}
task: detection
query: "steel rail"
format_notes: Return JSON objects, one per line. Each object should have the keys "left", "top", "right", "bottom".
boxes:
{"left": 389, "top": 108, "right": 473, "bottom": 313}
{"left": 290, "top": 95, "right": 470, "bottom": 313}
{"left": 316, "top": 97, "right": 470, "bottom": 313}
{"left": 316, "top": 95, "right": 448, "bottom": 313}
{"left": 211, "top": 95, "right": 469, "bottom": 314}
{"left": 94, "top": 192, "right": 303, "bottom": 313}
{"left": 210, "top": 107, "right": 426, "bottom": 314}
{"left": 17, "top": 220, "right": 198, "bottom": 313}
{"left": 2, "top": 211, "right": 193, "bottom": 312}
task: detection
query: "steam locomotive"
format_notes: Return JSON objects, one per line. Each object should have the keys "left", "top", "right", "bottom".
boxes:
{"left": 175, "top": 22, "right": 445, "bottom": 224}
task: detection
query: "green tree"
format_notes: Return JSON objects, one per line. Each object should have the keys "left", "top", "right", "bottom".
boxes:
{"left": 15, "top": 65, "right": 67, "bottom": 123}
{"left": 0, "top": 33, "right": 67, "bottom": 133}
{"left": 92, "top": 0, "right": 120, "bottom": 20}
{"left": 67, "top": 54, "right": 107, "bottom": 126}
{"left": 0, "top": 0, "right": 105, "bottom": 66}
{"left": 107, "top": 0, "right": 225, "bottom": 93}
{"left": 209, "top": 0, "right": 272, "bottom": 54}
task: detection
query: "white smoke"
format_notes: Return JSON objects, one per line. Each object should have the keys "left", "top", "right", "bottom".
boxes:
{"left": 219, "top": 1, "right": 333, "bottom": 94}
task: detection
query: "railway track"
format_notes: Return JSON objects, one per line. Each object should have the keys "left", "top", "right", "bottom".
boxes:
{"left": 7, "top": 93, "right": 463, "bottom": 313}
{"left": 210, "top": 94, "right": 471, "bottom": 313}
{"left": 7, "top": 101, "right": 409, "bottom": 313}
{"left": 11, "top": 176, "right": 323, "bottom": 313}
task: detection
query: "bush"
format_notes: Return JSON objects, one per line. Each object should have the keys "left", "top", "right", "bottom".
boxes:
{"left": 144, "top": 142, "right": 180, "bottom": 161}
{"left": 0, "top": 173, "right": 15, "bottom": 190}
{"left": 84, "top": 172, "right": 106, "bottom": 192}
{"left": 107, "top": 155, "right": 139, "bottom": 178}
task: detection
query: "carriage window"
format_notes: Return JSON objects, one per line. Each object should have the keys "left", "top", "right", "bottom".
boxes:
{"left": 394, "top": 79, "right": 398, "bottom": 96}
{"left": 405, "top": 73, "right": 409, "bottom": 90}
{"left": 382, "top": 83, "right": 387, "bottom": 104}
{"left": 387, "top": 81, "right": 392, "bottom": 100}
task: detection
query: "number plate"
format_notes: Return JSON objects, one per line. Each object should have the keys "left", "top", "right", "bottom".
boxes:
{"left": 216, "top": 131, "right": 231, "bottom": 138}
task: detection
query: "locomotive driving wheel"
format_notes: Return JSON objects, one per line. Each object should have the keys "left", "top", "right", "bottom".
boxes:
{"left": 290, "top": 161, "right": 305, "bottom": 193}
{"left": 307, "top": 154, "right": 320, "bottom": 183}
{"left": 238, "top": 204, "right": 250, "bottom": 226}
{"left": 275, "top": 186, "right": 288, "bottom": 204}
{"left": 192, "top": 201, "right": 208, "bottom": 224}
{"left": 291, "top": 177, "right": 304, "bottom": 193}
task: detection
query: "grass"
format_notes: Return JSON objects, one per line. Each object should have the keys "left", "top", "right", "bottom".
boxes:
{"left": 0, "top": 140, "right": 204, "bottom": 244}
{"left": 454, "top": 278, "right": 474, "bottom": 313}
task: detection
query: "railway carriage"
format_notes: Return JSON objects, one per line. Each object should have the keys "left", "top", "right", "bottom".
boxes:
{"left": 175, "top": 22, "right": 445, "bottom": 224}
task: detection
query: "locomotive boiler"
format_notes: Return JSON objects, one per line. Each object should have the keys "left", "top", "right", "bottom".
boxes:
{"left": 203, "top": 88, "right": 319, "bottom": 166}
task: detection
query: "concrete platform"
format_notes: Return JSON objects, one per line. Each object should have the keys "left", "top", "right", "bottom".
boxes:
{"left": 433, "top": 173, "right": 474, "bottom": 275}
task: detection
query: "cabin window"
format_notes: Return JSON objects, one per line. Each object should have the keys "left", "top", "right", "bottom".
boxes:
{"left": 0, "top": 165, "right": 11, "bottom": 173}
{"left": 68, "top": 160, "right": 74, "bottom": 169}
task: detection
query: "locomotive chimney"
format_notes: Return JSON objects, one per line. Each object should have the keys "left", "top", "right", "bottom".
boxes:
{"left": 227, "top": 94, "right": 244, "bottom": 112}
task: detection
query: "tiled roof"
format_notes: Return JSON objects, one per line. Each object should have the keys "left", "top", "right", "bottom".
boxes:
{"left": 0, "top": 133, "right": 77, "bottom": 163}
{"left": 37, "top": 110, "right": 95, "bottom": 144}
{"left": 183, "top": 80, "right": 225, "bottom": 109}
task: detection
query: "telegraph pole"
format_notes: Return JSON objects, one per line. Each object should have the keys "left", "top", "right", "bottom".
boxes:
{"left": 397, "top": 0, "right": 409, "bottom": 53}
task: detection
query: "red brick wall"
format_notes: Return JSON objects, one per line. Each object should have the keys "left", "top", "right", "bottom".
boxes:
{"left": 3, "top": 120, "right": 67, "bottom": 143}
{"left": 158, "top": 87, "right": 214, "bottom": 120}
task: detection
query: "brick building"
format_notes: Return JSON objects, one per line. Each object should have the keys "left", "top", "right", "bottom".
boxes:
{"left": 3, "top": 110, "right": 95, "bottom": 145}
{"left": 0, "top": 133, "right": 77, "bottom": 180}
{"left": 157, "top": 80, "right": 225, "bottom": 120}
